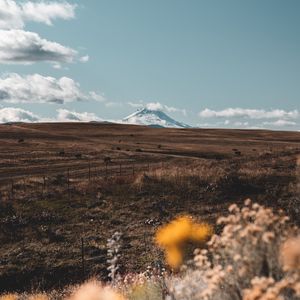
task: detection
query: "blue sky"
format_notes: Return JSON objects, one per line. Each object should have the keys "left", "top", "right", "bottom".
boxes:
{"left": 0, "top": 0, "right": 299, "bottom": 129}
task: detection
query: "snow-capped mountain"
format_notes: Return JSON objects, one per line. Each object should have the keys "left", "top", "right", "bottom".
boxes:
{"left": 122, "top": 108, "right": 191, "bottom": 128}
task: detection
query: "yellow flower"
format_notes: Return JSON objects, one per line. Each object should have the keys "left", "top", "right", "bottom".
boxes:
{"left": 165, "top": 245, "right": 183, "bottom": 269}
{"left": 155, "top": 215, "right": 212, "bottom": 269}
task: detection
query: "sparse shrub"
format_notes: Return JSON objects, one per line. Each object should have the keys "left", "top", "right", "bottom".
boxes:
{"left": 135, "top": 149, "right": 142, "bottom": 152}
{"left": 75, "top": 153, "right": 82, "bottom": 159}
{"left": 58, "top": 150, "right": 65, "bottom": 156}
{"left": 107, "top": 232, "right": 122, "bottom": 282}
{"left": 104, "top": 157, "right": 111, "bottom": 164}
{"left": 127, "top": 280, "right": 164, "bottom": 300}
{"left": 167, "top": 200, "right": 300, "bottom": 300}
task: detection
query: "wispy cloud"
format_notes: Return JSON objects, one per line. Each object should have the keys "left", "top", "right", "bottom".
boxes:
{"left": 79, "top": 55, "right": 89, "bottom": 63}
{"left": 0, "top": 73, "right": 103, "bottom": 104}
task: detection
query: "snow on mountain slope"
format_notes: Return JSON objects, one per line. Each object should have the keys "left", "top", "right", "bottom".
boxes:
{"left": 122, "top": 108, "right": 191, "bottom": 128}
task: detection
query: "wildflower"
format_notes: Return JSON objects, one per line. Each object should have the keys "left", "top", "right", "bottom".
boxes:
{"left": 280, "top": 236, "right": 300, "bottom": 271}
{"left": 262, "top": 232, "right": 275, "bottom": 243}
{"left": 244, "top": 198, "right": 252, "bottom": 206}
{"left": 69, "top": 281, "right": 124, "bottom": 300}
{"left": 155, "top": 215, "right": 212, "bottom": 269}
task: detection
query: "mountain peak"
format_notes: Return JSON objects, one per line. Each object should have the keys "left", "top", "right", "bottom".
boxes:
{"left": 123, "top": 107, "right": 190, "bottom": 128}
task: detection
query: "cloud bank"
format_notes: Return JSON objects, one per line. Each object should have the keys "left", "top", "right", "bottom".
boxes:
{"left": 0, "top": 107, "right": 40, "bottom": 123}
{"left": 199, "top": 108, "right": 299, "bottom": 120}
{"left": 56, "top": 109, "right": 102, "bottom": 122}
{"left": 198, "top": 108, "right": 300, "bottom": 130}
{"left": 0, "top": 73, "right": 103, "bottom": 104}
{"left": 0, "top": 107, "right": 102, "bottom": 123}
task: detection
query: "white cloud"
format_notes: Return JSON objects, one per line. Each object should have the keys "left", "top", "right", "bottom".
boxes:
{"left": 0, "top": 29, "right": 78, "bottom": 64}
{"left": 198, "top": 107, "right": 300, "bottom": 130}
{"left": 0, "top": 1, "right": 88, "bottom": 65}
{"left": 0, "top": 107, "right": 103, "bottom": 123}
{"left": 128, "top": 101, "right": 143, "bottom": 108}
{"left": 0, "top": 0, "right": 76, "bottom": 29}
{"left": 233, "top": 121, "right": 249, "bottom": 127}
{"left": 56, "top": 109, "right": 102, "bottom": 122}
{"left": 164, "top": 105, "right": 187, "bottom": 116}
{"left": 88, "top": 91, "right": 106, "bottom": 102}
{"left": 128, "top": 101, "right": 187, "bottom": 116}
{"left": 262, "top": 120, "right": 297, "bottom": 127}
{"left": 0, "top": 107, "right": 40, "bottom": 123}
{"left": 80, "top": 55, "right": 89, "bottom": 63}
{"left": 199, "top": 108, "right": 299, "bottom": 120}
{"left": 146, "top": 102, "right": 164, "bottom": 111}
{"left": 0, "top": 73, "right": 103, "bottom": 104}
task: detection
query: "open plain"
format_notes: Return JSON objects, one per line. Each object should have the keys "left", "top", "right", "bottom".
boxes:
{"left": 0, "top": 123, "right": 299, "bottom": 292}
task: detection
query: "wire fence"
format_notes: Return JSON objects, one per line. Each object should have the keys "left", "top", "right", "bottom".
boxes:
{"left": 0, "top": 160, "right": 162, "bottom": 201}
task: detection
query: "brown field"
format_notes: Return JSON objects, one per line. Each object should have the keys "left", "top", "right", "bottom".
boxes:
{"left": 0, "top": 122, "right": 299, "bottom": 292}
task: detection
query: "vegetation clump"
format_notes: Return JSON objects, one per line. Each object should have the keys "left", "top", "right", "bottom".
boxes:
{"left": 1, "top": 200, "right": 299, "bottom": 300}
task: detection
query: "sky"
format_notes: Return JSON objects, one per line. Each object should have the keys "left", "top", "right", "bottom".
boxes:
{"left": 0, "top": 0, "right": 299, "bottom": 130}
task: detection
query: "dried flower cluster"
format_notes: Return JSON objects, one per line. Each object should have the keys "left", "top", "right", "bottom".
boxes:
{"left": 167, "top": 199, "right": 300, "bottom": 300}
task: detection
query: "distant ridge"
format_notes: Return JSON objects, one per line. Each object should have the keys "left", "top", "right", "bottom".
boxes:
{"left": 122, "top": 108, "right": 191, "bottom": 128}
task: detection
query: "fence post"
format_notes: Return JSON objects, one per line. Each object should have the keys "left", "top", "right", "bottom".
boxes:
{"left": 119, "top": 164, "right": 122, "bottom": 176}
{"left": 67, "top": 169, "right": 70, "bottom": 200}
{"left": 11, "top": 180, "right": 14, "bottom": 200}
{"left": 132, "top": 162, "right": 135, "bottom": 175}
{"left": 105, "top": 163, "right": 108, "bottom": 177}
{"left": 23, "top": 178, "right": 26, "bottom": 193}
{"left": 88, "top": 162, "right": 91, "bottom": 182}
{"left": 81, "top": 237, "right": 85, "bottom": 279}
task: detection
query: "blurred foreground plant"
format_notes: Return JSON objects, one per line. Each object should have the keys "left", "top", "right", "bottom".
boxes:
{"left": 155, "top": 215, "right": 212, "bottom": 269}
